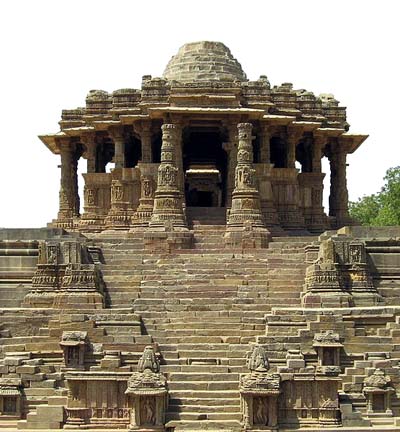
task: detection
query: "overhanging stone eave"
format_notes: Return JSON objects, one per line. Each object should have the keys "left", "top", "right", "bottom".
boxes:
{"left": 38, "top": 131, "right": 67, "bottom": 154}
{"left": 62, "top": 126, "right": 96, "bottom": 137}
{"left": 262, "top": 114, "right": 297, "bottom": 125}
{"left": 292, "top": 121, "right": 323, "bottom": 131}
{"left": 119, "top": 114, "right": 151, "bottom": 125}
{"left": 339, "top": 133, "right": 369, "bottom": 153}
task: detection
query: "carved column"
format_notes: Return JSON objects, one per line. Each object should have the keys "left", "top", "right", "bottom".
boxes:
{"left": 328, "top": 144, "right": 350, "bottom": 226}
{"left": 271, "top": 126, "right": 305, "bottom": 230}
{"left": 173, "top": 122, "right": 185, "bottom": 198}
{"left": 259, "top": 125, "right": 271, "bottom": 163}
{"left": 287, "top": 131, "right": 297, "bottom": 169}
{"left": 81, "top": 133, "right": 97, "bottom": 174}
{"left": 146, "top": 124, "right": 192, "bottom": 251}
{"left": 224, "top": 123, "right": 239, "bottom": 208}
{"left": 149, "top": 124, "right": 187, "bottom": 229}
{"left": 71, "top": 152, "right": 80, "bottom": 217}
{"left": 225, "top": 123, "right": 270, "bottom": 248}
{"left": 140, "top": 121, "right": 152, "bottom": 163}
{"left": 132, "top": 164, "right": 157, "bottom": 227}
{"left": 257, "top": 125, "right": 279, "bottom": 228}
{"left": 57, "top": 139, "right": 76, "bottom": 227}
{"left": 110, "top": 127, "right": 125, "bottom": 169}
{"left": 312, "top": 135, "right": 323, "bottom": 174}
{"left": 299, "top": 133, "right": 328, "bottom": 232}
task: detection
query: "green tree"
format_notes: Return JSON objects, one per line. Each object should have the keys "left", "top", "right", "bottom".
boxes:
{"left": 349, "top": 166, "right": 400, "bottom": 226}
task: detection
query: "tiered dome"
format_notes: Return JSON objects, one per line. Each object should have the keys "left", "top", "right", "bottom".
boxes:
{"left": 163, "top": 41, "right": 247, "bottom": 83}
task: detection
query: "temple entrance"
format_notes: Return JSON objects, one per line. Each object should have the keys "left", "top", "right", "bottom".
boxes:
{"left": 183, "top": 128, "right": 227, "bottom": 207}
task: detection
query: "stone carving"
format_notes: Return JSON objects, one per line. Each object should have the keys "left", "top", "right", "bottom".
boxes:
{"left": 149, "top": 124, "right": 187, "bottom": 229}
{"left": 225, "top": 123, "right": 270, "bottom": 248}
{"left": 146, "top": 123, "right": 192, "bottom": 251}
{"left": 247, "top": 345, "right": 269, "bottom": 372}
{"left": 313, "top": 331, "right": 342, "bottom": 374}
{"left": 363, "top": 369, "right": 395, "bottom": 415}
{"left": 138, "top": 345, "right": 160, "bottom": 373}
{"left": 240, "top": 346, "right": 280, "bottom": 429}
{"left": 25, "top": 239, "right": 104, "bottom": 309}
{"left": 302, "top": 236, "right": 382, "bottom": 308}
{"left": 125, "top": 346, "right": 167, "bottom": 430}
{"left": 313, "top": 330, "right": 341, "bottom": 346}
{"left": 0, "top": 378, "right": 22, "bottom": 418}
{"left": 363, "top": 369, "right": 391, "bottom": 390}
{"left": 60, "top": 331, "right": 88, "bottom": 369}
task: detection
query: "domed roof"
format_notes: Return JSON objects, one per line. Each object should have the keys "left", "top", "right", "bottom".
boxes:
{"left": 163, "top": 41, "right": 247, "bottom": 83}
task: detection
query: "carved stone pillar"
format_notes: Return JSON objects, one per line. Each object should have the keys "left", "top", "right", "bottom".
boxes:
{"left": 131, "top": 163, "right": 158, "bottom": 227}
{"left": 259, "top": 125, "right": 271, "bottom": 163}
{"left": 297, "top": 133, "right": 328, "bottom": 232}
{"left": 312, "top": 135, "right": 324, "bottom": 174}
{"left": 145, "top": 124, "right": 192, "bottom": 251}
{"left": 110, "top": 127, "right": 125, "bottom": 169}
{"left": 140, "top": 122, "right": 152, "bottom": 163}
{"left": 328, "top": 145, "right": 351, "bottom": 226}
{"left": 149, "top": 124, "right": 187, "bottom": 228}
{"left": 224, "top": 123, "right": 238, "bottom": 208}
{"left": 57, "top": 139, "right": 76, "bottom": 227}
{"left": 256, "top": 163, "right": 280, "bottom": 228}
{"left": 81, "top": 133, "right": 97, "bottom": 174}
{"left": 287, "top": 133, "right": 297, "bottom": 169}
{"left": 225, "top": 123, "right": 270, "bottom": 248}
{"left": 175, "top": 124, "right": 185, "bottom": 198}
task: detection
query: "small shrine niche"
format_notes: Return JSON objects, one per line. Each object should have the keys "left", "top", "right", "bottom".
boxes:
{"left": 60, "top": 331, "right": 88, "bottom": 369}
{"left": 125, "top": 346, "right": 168, "bottom": 431}
{"left": 363, "top": 369, "right": 394, "bottom": 416}
{"left": 0, "top": 378, "right": 22, "bottom": 419}
{"left": 240, "top": 345, "right": 280, "bottom": 430}
{"left": 313, "top": 331, "right": 342, "bottom": 372}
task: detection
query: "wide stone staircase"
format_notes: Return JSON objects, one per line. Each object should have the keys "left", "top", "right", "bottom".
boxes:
{"left": 97, "top": 226, "right": 316, "bottom": 430}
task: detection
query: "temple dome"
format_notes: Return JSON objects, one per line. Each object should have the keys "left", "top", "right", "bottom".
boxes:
{"left": 163, "top": 41, "right": 247, "bottom": 83}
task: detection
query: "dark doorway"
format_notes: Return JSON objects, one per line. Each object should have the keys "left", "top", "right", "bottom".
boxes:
{"left": 183, "top": 128, "right": 227, "bottom": 207}
{"left": 270, "top": 136, "right": 287, "bottom": 168}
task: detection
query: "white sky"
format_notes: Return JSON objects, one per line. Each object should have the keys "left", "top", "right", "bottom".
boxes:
{"left": 0, "top": 0, "right": 399, "bottom": 228}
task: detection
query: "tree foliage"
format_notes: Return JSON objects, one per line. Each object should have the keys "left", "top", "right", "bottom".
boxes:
{"left": 349, "top": 166, "right": 400, "bottom": 226}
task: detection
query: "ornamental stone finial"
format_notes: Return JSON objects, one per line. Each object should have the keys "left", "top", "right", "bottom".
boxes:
{"left": 247, "top": 345, "right": 269, "bottom": 373}
{"left": 137, "top": 346, "right": 160, "bottom": 373}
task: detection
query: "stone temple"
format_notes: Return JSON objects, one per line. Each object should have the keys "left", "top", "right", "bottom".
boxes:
{"left": 1, "top": 41, "right": 400, "bottom": 431}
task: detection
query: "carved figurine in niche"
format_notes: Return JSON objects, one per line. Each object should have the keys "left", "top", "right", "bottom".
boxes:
{"left": 142, "top": 178, "right": 153, "bottom": 197}
{"left": 140, "top": 397, "right": 156, "bottom": 425}
{"left": 253, "top": 396, "right": 268, "bottom": 426}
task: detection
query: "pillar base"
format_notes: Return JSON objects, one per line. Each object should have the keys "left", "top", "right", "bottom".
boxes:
{"left": 302, "top": 290, "right": 352, "bottom": 308}
{"left": 23, "top": 290, "right": 104, "bottom": 309}
{"left": 144, "top": 227, "right": 193, "bottom": 253}
{"left": 128, "top": 426, "right": 165, "bottom": 432}
{"left": 224, "top": 224, "right": 271, "bottom": 249}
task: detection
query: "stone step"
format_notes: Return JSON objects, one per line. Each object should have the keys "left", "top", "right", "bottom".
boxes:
{"left": 166, "top": 419, "right": 242, "bottom": 430}
{"left": 166, "top": 411, "right": 242, "bottom": 421}
{"left": 169, "top": 372, "right": 240, "bottom": 381}
{"left": 169, "top": 398, "right": 239, "bottom": 407}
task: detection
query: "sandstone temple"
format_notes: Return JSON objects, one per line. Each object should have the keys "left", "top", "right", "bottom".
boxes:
{"left": 1, "top": 41, "right": 400, "bottom": 431}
